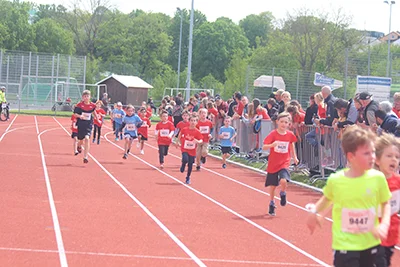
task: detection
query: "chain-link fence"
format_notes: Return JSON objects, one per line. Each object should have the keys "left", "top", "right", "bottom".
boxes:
{"left": 0, "top": 50, "right": 86, "bottom": 111}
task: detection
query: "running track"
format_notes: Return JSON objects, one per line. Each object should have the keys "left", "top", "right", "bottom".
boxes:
{"left": 0, "top": 115, "right": 399, "bottom": 267}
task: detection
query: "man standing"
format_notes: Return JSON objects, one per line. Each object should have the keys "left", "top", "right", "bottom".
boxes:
{"left": 357, "top": 92, "right": 379, "bottom": 127}
{"left": 314, "top": 86, "right": 338, "bottom": 127}
{"left": 274, "top": 89, "right": 285, "bottom": 113}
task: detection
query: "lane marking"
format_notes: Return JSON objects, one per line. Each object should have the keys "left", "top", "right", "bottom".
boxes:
{"left": 34, "top": 116, "right": 39, "bottom": 134}
{"left": 0, "top": 247, "right": 321, "bottom": 266}
{"left": 53, "top": 117, "right": 206, "bottom": 267}
{"left": 100, "top": 131, "right": 330, "bottom": 267}
{"left": 35, "top": 120, "right": 68, "bottom": 267}
{"left": 0, "top": 114, "right": 18, "bottom": 142}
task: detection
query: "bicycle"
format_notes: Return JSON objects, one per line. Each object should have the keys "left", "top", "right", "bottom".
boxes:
{"left": 0, "top": 102, "right": 9, "bottom": 121}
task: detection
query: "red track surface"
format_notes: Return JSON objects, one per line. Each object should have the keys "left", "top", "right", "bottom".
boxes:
{"left": 1, "top": 115, "right": 399, "bottom": 267}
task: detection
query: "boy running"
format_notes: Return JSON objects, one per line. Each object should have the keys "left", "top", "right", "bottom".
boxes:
{"left": 177, "top": 114, "right": 203, "bottom": 184}
{"left": 263, "top": 112, "right": 299, "bottom": 216}
{"left": 155, "top": 110, "right": 175, "bottom": 169}
{"left": 120, "top": 105, "right": 142, "bottom": 159}
{"left": 112, "top": 102, "right": 125, "bottom": 141}
{"left": 218, "top": 116, "right": 236, "bottom": 169}
{"left": 195, "top": 108, "right": 213, "bottom": 170}
{"left": 175, "top": 110, "right": 190, "bottom": 138}
{"left": 73, "top": 90, "right": 97, "bottom": 163}
{"left": 306, "top": 125, "right": 392, "bottom": 267}
{"left": 93, "top": 100, "right": 106, "bottom": 145}
{"left": 137, "top": 107, "right": 151, "bottom": 155}
{"left": 71, "top": 114, "right": 79, "bottom": 155}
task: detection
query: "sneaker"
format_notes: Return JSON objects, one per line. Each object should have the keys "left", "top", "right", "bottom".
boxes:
{"left": 180, "top": 164, "right": 185, "bottom": 173}
{"left": 140, "top": 150, "right": 144, "bottom": 155}
{"left": 83, "top": 158, "right": 89, "bottom": 164}
{"left": 222, "top": 163, "right": 226, "bottom": 169}
{"left": 77, "top": 146, "right": 82, "bottom": 153}
{"left": 137, "top": 142, "right": 140, "bottom": 148}
{"left": 92, "top": 139, "right": 95, "bottom": 143}
{"left": 123, "top": 153, "right": 128, "bottom": 159}
{"left": 97, "top": 139, "right": 100, "bottom": 145}
{"left": 185, "top": 177, "right": 191, "bottom": 184}
{"left": 160, "top": 164, "right": 164, "bottom": 169}
{"left": 196, "top": 165, "right": 200, "bottom": 171}
{"left": 280, "top": 191, "right": 287, "bottom": 206}
{"left": 74, "top": 151, "right": 79, "bottom": 156}
{"left": 201, "top": 156, "right": 206, "bottom": 164}
{"left": 268, "top": 203, "right": 276, "bottom": 216}
{"left": 115, "top": 138, "right": 119, "bottom": 141}
{"left": 127, "top": 149, "right": 130, "bottom": 154}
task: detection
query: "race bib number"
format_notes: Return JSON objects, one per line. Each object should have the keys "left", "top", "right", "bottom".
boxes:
{"left": 81, "top": 112, "right": 91, "bottom": 121}
{"left": 1, "top": 103, "right": 6, "bottom": 108}
{"left": 184, "top": 140, "right": 196, "bottom": 149}
{"left": 72, "top": 123, "right": 77, "bottom": 129}
{"left": 160, "top": 129, "right": 169, "bottom": 137}
{"left": 114, "top": 113, "right": 121, "bottom": 118}
{"left": 275, "top": 141, "right": 289, "bottom": 153}
{"left": 341, "top": 208, "right": 375, "bottom": 233}
{"left": 390, "top": 190, "right": 400, "bottom": 215}
{"left": 141, "top": 121, "right": 147, "bottom": 127}
{"left": 126, "top": 124, "right": 136, "bottom": 131}
{"left": 222, "top": 132, "right": 230, "bottom": 139}
{"left": 199, "top": 126, "right": 210, "bottom": 134}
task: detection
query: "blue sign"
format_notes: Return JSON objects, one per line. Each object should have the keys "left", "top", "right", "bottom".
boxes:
{"left": 314, "top": 73, "right": 343, "bottom": 89}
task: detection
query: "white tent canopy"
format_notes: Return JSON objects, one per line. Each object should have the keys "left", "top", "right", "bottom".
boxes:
{"left": 253, "top": 75, "right": 286, "bottom": 90}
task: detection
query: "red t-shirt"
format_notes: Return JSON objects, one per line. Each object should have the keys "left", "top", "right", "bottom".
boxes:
{"left": 257, "top": 107, "right": 271, "bottom": 120}
{"left": 318, "top": 104, "right": 326, "bottom": 119}
{"left": 156, "top": 121, "right": 175, "bottom": 145}
{"left": 146, "top": 107, "right": 152, "bottom": 118}
{"left": 138, "top": 117, "right": 151, "bottom": 139}
{"left": 94, "top": 108, "right": 106, "bottom": 127}
{"left": 263, "top": 130, "right": 297, "bottom": 173}
{"left": 236, "top": 101, "right": 244, "bottom": 116}
{"left": 180, "top": 127, "right": 203, "bottom": 157}
{"left": 208, "top": 108, "right": 218, "bottom": 117}
{"left": 293, "top": 112, "right": 305, "bottom": 124}
{"left": 176, "top": 120, "right": 190, "bottom": 132}
{"left": 380, "top": 174, "right": 400, "bottom": 247}
{"left": 71, "top": 115, "right": 78, "bottom": 133}
{"left": 196, "top": 119, "right": 213, "bottom": 143}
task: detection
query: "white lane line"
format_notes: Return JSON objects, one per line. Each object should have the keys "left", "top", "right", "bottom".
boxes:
{"left": 396, "top": 246, "right": 400, "bottom": 251}
{"left": 34, "top": 116, "right": 39, "bottom": 134}
{"left": 52, "top": 117, "right": 206, "bottom": 267}
{"left": 101, "top": 131, "right": 330, "bottom": 267}
{"left": 35, "top": 121, "right": 68, "bottom": 267}
{"left": 0, "top": 247, "right": 321, "bottom": 266}
{"left": 0, "top": 114, "right": 18, "bottom": 142}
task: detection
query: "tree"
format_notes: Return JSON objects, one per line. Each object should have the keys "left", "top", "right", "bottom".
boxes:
{"left": 199, "top": 74, "right": 224, "bottom": 95}
{"left": 34, "top": 4, "right": 67, "bottom": 23}
{"left": 239, "top": 12, "right": 274, "bottom": 48}
{"left": 224, "top": 52, "right": 249, "bottom": 98}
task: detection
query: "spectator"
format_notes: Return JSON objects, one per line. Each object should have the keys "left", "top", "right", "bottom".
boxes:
{"left": 353, "top": 94, "right": 364, "bottom": 123}
{"left": 333, "top": 98, "right": 358, "bottom": 129}
{"left": 253, "top": 98, "right": 271, "bottom": 120}
{"left": 281, "top": 91, "right": 291, "bottom": 110}
{"left": 315, "top": 86, "right": 338, "bottom": 127}
{"left": 357, "top": 92, "right": 379, "bottom": 127}
{"left": 172, "top": 98, "right": 184, "bottom": 127}
{"left": 274, "top": 89, "right": 285, "bottom": 113}
{"left": 266, "top": 98, "right": 279, "bottom": 121}
{"left": 392, "top": 92, "right": 400, "bottom": 117}
{"left": 304, "top": 94, "right": 318, "bottom": 125}
{"left": 147, "top": 97, "right": 156, "bottom": 113}
{"left": 375, "top": 109, "right": 400, "bottom": 137}
{"left": 379, "top": 101, "right": 398, "bottom": 118}
{"left": 215, "top": 95, "right": 228, "bottom": 125}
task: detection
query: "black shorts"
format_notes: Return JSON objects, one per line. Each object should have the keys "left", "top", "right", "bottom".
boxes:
{"left": 138, "top": 134, "right": 147, "bottom": 141}
{"left": 77, "top": 126, "right": 92, "bottom": 140}
{"left": 334, "top": 245, "right": 379, "bottom": 267}
{"left": 71, "top": 132, "right": 78, "bottom": 139}
{"left": 265, "top": 169, "right": 291, "bottom": 187}
{"left": 221, "top": 146, "right": 232, "bottom": 154}
{"left": 124, "top": 133, "right": 138, "bottom": 140}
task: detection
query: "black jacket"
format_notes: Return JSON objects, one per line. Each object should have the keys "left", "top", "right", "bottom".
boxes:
{"left": 320, "top": 94, "right": 338, "bottom": 126}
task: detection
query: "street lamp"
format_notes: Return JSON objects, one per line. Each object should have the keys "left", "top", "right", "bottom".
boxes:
{"left": 384, "top": 0, "right": 395, "bottom": 77}
{"left": 185, "top": 0, "right": 194, "bottom": 102}
{"left": 176, "top": 8, "right": 183, "bottom": 91}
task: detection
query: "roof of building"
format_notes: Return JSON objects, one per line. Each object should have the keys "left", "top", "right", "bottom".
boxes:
{"left": 96, "top": 74, "right": 153, "bottom": 89}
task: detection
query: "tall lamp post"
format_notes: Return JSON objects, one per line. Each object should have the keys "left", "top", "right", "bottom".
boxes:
{"left": 185, "top": 0, "right": 194, "bottom": 102}
{"left": 176, "top": 8, "right": 183, "bottom": 91}
{"left": 384, "top": 0, "right": 395, "bottom": 77}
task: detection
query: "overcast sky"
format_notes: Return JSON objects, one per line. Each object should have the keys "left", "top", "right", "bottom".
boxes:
{"left": 32, "top": 0, "right": 398, "bottom": 34}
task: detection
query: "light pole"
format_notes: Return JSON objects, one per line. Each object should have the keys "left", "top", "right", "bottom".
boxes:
{"left": 176, "top": 8, "right": 183, "bottom": 91}
{"left": 185, "top": 0, "right": 194, "bottom": 102}
{"left": 384, "top": 0, "right": 395, "bottom": 77}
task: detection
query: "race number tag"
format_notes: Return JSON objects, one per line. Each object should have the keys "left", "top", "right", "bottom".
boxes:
{"left": 275, "top": 141, "right": 289, "bottom": 153}
{"left": 72, "top": 123, "right": 77, "bottom": 129}
{"left": 199, "top": 126, "right": 210, "bottom": 134}
{"left": 141, "top": 121, "right": 147, "bottom": 127}
{"left": 160, "top": 129, "right": 169, "bottom": 137}
{"left": 341, "top": 208, "right": 375, "bottom": 233}
{"left": 114, "top": 113, "right": 122, "bottom": 118}
{"left": 222, "top": 132, "right": 230, "bottom": 139}
{"left": 390, "top": 190, "right": 400, "bottom": 215}
{"left": 1, "top": 103, "right": 6, "bottom": 108}
{"left": 126, "top": 124, "right": 136, "bottom": 131}
{"left": 184, "top": 140, "right": 195, "bottom": 149}
{"left": 81, "top": 112, "right": 91, "bottom": 120}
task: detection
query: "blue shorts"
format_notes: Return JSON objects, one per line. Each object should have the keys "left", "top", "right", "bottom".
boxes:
{"left": 265, "top": 169, "right": 291, "bottom": 187}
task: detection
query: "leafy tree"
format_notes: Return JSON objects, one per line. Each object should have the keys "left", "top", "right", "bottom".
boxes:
{"left": 239, "top": 12, "right": 274, "bottom": 48}
{"left": 34, "top": 4, "right": 67, "bottom": 22}
{"left": 224, "top": 52, "right": 249, "bottom": 98}
{"left": 199, "top": 74, "right": 224, "bottom": 95}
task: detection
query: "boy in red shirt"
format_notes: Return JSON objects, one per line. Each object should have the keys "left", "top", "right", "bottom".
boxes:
{"left": 175, "top": 110, "right": 190, "bottom": 139}
{"left": 155, "top": 110, "right": 175, "bottom": 169}
{"left": 177, "top": 114, "right": 203, "bottom": 184}
{"left": 137, "top": 107, "right": 151, "bottom": 155}
{"left": 71, "top": 115, "right": 79, "bottom": 155}
{"left": 374, "top": 133, "right": 400, "bottom": 267}
{"left": 263, "top": 112, "right": 299, "bottom": 216}
{"left": 93, "top": 100, "right": 106, "bottom": 145}
{"left": 195, "top": 108, "right": 213, "bottom": 170}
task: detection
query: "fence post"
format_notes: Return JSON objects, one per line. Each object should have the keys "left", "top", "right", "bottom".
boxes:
{"left": 51, "top": 55, "right": 55, "bottom": 107}
{"left": 296, "top": 70, "right": 300, "bottom": 101}
{"left": 27, "top": 52, "right": 32, "bottom": 102}
{"left": 35, "top": 55, "right": 39, "bottom": 105}
{"left": 18, "top": 56, "right": 24, "bottom": 110}
{"left": 271, "top": 67, "right": 275, "bottom": 93}
{"left": 83, "top": 56, "right": 87, "bottom": 85}
{"left": 0, "top": 50, "right": 3, "bottom": 82}
{"left": 245, "top": 65, "right": 250, "bottom": 97}
{"left": 367, "top": 45, "right": 371, "bottom": 76}
{"left": 6, "top": 56, "right": 9, "bottom": 90}
{"left": 67, "top": 55, "right": 71, "bottom": 98}
{"left": 343, "top": 48, "right": 349, "bottom": 99}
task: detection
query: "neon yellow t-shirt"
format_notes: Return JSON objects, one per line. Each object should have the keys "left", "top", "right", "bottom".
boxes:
{"left": 323, "top": 168, "right": 391, "bottom": 251}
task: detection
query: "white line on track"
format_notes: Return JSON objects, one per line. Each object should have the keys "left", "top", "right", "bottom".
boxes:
{"left": 34, "top": 116, "right": 39, "bottom": 134}
{"left": 100, "top": 131, "right": 331, "bottom": 267}
{"left": 0, "top": 114, "right": 18, "bottom": 142}
{"left": 52, "top": 117, "right": 206, "bottom": 267}
{"left": 0, "top": 247, "right": 321, "bottom": 266}
{"left": 35, "top": 120, "right": 68, "bottom": 267}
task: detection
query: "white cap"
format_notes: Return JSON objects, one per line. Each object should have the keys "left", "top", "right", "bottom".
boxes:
{"left": 117, "top": 102, "right": 122, "bottom": 106}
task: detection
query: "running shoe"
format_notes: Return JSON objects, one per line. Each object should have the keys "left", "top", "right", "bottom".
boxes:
{"left": 115, "top": 138, "right": 119, "bottom": 141}
{"left": 83, "top": 158, "right": 89, "bottom": 164}
{"left": 123, "top": 153, "right": 128, "bottom": 159}
{"left": 222, "top": 163, "right": 226, "bottom": 169}
{"left": 268, "top": 203, "right": 276, "bottom": 216}
{"left": 140, "top": 150, "right": 144, "bottom": 155}
{"left": 92, "top": 139, "right": 95, "bottom": 143}
{"left": 97, "top": 139, "right": 100, "bottom": 145}
{"left": 185, "top": 177, "right": 191, "bottom": 184}
{"left": 160, "top": 164, "right": 164, "bottom": 169}
{"left": 180, "top": 164, "right": 185, "bottom": 173}
{"left": 74, "top": 151, "right": 79, "bottom": 156}
{"left": 77, "top": 146, "right": 82, "bottom": 153}
{"left": 280, "top": 191, "right": 287, "bottom": 206}
{"left": 127, "top": 149, "right": 130, "bottom": 154}
{"left": 196, "top": 165, "right": 200, "bottom": 171}
{"left": 201, "top": 157, "right": 206, "bottom": 164}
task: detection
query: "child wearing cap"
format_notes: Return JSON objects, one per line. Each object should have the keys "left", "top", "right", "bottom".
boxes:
{"left": 112, "top": 102, "right": 126, "bottom": 141}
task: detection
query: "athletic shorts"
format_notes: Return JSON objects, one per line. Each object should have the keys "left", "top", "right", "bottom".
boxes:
{"left": 196, "top": 142, "right": 209, "bottom": 156}
{"left": 77, "top": 126, "right": 92, "bottom": 140}
{"left": 124, "top": 133, "right": 138, "bottom": 140}
{"left": 334, "top": 245, "right": 379, "bottom": 267}
{"left": 265, "top": 169, "right": 291, "bottom": 187}
{"left": 71, "top": 132, "right": 78, "bottom": 139}
{"left": 138, "top": 134, "right": 147, "bottom": 141}
{"left": 220, "top": 146, "right": 232, "bottom": 155}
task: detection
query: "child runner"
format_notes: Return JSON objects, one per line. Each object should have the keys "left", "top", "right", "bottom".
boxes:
{"left": 374, "top": 133, "right": 400, "bottom": 267}
{"left": 262, "top": 112, "right": 299, "bottom": 216}
{"left": 175, "top": 110, "right": 190, "bottom": 139}
{"left": 218, "top": 116, "right": 236, "bottom": 169}
{"left": 177, "top": 114, "right": 203, "bottom": 184}
{"left": 93, "top": 100, "right": 106, "bottom": 145}
{"left": 120, "top": 105, "right": 142, "bottom": 159}
{"left": 306, "top": 125, "right": 392, "bottom": 267}
{"left": 73, "top": 90, "right": 97, "bottom": 163}
{"left": 155, "top": 110, "right": 175, "bottom": 169}
{"left": 112, "top": 102, "right": 125, "bottom": 141}
{"left": 71, "top": 114, "right": 79, "bottom": 155}
{"left": 137, "top": 107, "right": 151, "bottom": 155}
{"left": 195, "top": 108, "right": 213, "bottom": 170}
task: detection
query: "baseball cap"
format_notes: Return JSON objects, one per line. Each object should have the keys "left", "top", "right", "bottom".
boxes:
{"left": 200, "top": 92, "right": 207, "bottom": 98}
{"left": 358, "top": 92, "right": 372, "bottom": 100}
{"left": 117, "top": 102, "right": 122, "bottom": 106}
{"left": 215, "top": 95, "right": 221, "bottom": 100}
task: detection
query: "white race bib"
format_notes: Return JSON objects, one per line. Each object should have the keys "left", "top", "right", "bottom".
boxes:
{"left": 390, "top": 190, "right": 400, "bottom": 215}
{"left": 160, "top": 129, "right": 169, "bottom": 137}
{"left": 72, "top": 123, "right": 77, "bottom": 129}
{"left": 114, "top": 113, "right": 122, "bottom": 118}
{"left": 81, "top": 112, "right": 91, "bottom": 121}
{"left": 199, "top": 126, "right": 210, "bottom": 134}
{"left": 341, "top": 207, "right": 375, "bottom": 233}
{"left": 126, "top": 124, "right": 136, "bottom": 131}
{"left": 1, "top": 103, "right": 6, "bottom": 108}
{"left": 141, "top": 121, "right": 147, "bottom": 127}
{"left": 222, "top": 132, "right": 230, "bottom": 139}
{"left": 184, "top": 140, "right": 196, "bottom": 149}
{"left": 275, "top": 141, "right": 289, "bottom": 153}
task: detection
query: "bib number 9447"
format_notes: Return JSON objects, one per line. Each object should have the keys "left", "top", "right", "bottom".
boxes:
{"left": 341, "top": 208, "right": 375, "bottom": 234}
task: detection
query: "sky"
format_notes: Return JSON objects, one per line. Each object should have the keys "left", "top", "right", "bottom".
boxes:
{"left": 31, "top": 0, "right": 398, "bottom": 34}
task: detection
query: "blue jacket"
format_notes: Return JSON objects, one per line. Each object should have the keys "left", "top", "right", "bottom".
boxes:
{"left": 381, "top": 114, "right": 400, "bottom": 137}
